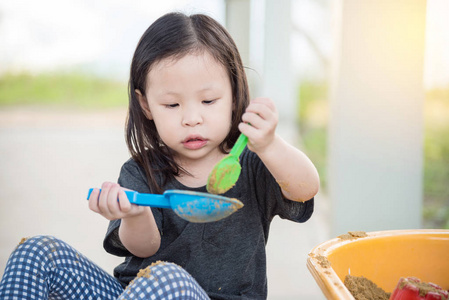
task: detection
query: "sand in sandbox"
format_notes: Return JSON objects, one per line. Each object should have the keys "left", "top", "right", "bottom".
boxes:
{"left": 344, "top": 275, "right": 391, "bottom": 300}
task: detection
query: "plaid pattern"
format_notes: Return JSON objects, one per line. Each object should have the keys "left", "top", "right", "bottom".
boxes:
{"left": 119, "top": 262, "right": 209, "bottom": 300}
{"left": 0, "top": 236, "right": 209, "bottom": 300}
{"left": 0, "top": 235, "right": 123, "bottom": 299}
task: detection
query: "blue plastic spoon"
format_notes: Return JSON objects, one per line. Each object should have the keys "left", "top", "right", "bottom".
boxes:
{"left": 87, "top": 188, "right": 243, "bottom": 223}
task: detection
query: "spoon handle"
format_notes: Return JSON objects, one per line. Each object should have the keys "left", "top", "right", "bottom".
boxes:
{"left": 131, "top": 192, "right": 171, "bottom": 208}
{"left": 229, "top": 134, "right": 248, "bottom": 157}
{"left": 87, "top": 188, "right": 171, "bottom": 208}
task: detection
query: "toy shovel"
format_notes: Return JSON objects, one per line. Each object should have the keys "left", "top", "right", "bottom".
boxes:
{"left": 207, "top": 133, "right": 248, "bottom": 194}
{"left": 87, "top": 188, "right": 243, "bottom": 223}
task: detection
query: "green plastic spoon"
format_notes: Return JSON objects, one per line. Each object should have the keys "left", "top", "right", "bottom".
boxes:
{"left": 207, "top": 134, "right": 248, "bottom": 194}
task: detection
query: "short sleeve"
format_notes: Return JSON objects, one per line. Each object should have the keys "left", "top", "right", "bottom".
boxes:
{"left": 103, "top": 159, "right": 163, "bottom": 257}
{"left": 240, "top": 148, "right": 314, "bottom": 223}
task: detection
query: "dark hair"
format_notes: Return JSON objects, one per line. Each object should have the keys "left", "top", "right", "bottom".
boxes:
{"left": 126, "top": 12, "right": 250, "bottom": 193}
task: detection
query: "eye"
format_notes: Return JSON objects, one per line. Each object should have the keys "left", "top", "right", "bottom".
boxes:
{"left": 165, "top": 103, "right": 179, "bottom": 108}
{"left": 202, "top": 99, "right": 217, "bottom": 105}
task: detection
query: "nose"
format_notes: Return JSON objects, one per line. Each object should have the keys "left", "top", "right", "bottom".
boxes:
{"left": 182, "top": 108, "right": 203, "bottom": 127}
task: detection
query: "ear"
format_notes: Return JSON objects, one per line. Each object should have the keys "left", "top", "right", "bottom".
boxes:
{"left": 135, "top": 89, "right": 153, "bottom": 120}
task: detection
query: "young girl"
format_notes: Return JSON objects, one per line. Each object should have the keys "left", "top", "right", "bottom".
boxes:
{"left": 0, "top": 12, "right": 319, "bottom": 299}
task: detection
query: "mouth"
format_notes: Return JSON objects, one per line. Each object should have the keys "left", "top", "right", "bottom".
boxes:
{"left": 182, "top": 136, "right": 208, "bottom": 150}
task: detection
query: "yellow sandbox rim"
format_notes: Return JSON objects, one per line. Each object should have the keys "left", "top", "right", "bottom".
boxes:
{"left": 307, "top": 229, "right": 449, "bottom": 300}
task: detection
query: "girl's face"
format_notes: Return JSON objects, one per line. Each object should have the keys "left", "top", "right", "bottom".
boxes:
{"left": 138, "top": 51, "right": 233, "bottom": 166}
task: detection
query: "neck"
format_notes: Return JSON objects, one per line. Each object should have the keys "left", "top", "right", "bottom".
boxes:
{"left": 175, "top": 151, "right": 227, "bottom": 188}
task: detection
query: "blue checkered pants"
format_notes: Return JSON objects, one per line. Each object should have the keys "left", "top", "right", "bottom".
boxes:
{"left": 0, "top": 235, "right": 209, "bottom": 299}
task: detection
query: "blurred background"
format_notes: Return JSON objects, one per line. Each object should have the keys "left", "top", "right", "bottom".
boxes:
{"left": 0, "top": 0, "right": 448, "bottom": 299}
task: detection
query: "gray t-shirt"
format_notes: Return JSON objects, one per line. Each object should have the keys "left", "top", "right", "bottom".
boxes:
{"left": 104, "top": 148, "right": 314, "bottom": 299}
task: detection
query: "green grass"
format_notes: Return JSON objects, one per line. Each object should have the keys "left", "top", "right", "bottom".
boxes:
{"left": 0, "top": 72, "right": 128, "bottom": 108}
{"left": 297, "top": 81, "right": 329, "bottom": 190}
{"left": 301, "top": 127, "right": 328, "bottom": 190}
{"left": 422, "top": 92, "right": 449, "bottom": 228}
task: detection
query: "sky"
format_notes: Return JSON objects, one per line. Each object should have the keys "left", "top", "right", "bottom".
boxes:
{"left": 0, "top": 0, "right": 447, "bottom": 88}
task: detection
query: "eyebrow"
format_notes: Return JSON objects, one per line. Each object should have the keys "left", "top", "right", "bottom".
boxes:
{"left": 159, "top": 85, "right": 218, "bottom": 96}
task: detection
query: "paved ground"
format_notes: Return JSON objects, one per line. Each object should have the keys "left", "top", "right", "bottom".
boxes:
{"left": 0, "top": 106, "right": 330, "bottom": 299}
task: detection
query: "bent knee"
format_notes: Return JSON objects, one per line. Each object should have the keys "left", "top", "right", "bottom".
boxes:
{"left": 124, "top": 262, "right": 208, "bottom": 299}
{"left": 142, "top": 261, "right": 187, "bottom": 277}
{"left": 17, "top": 235, "right": 59, "bottom": 247}
{"left": 14, "top": 235, "right": 66, "bottom": 256}
{"left": 130, "top": 261, "right": 191, "bottom": 284}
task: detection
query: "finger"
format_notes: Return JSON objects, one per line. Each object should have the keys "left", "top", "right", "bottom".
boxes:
{"left": 248, "top": 97, "right": 276, "bottom": 113}
{"left": 251, "top": 97, "right": 274, "bottom": 105}
{"left": 241, "top": 111, "right": 265, "bottom": 129}
{"left": 245, "top": 103, "right": 277, "bottom": 123}
{"left": 88, "top": 188, "right": 101, "bottom": 213}
{"left": 107, "top": 183, "right": 122, "bottom": 216}
{"left": 242, "top": 111, "right": 277, "bottom": 133}
{"left": 98, "top": 182, "right": 113, "bottom": 216}
{"left": 238, "top": 122, "right": 263, "bottom": 140}
{"left": 118, "top": 188, "right": 132, "bottom": 213}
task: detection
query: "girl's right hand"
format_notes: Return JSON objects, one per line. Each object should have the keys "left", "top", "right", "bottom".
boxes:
{"left": 88, "top": 182, "right": 148, "bottom": 220}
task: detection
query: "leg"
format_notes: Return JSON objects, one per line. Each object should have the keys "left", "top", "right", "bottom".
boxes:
{"left": 118, "top": 262, "right": 210, "bottom": 300}
{"left": 0, "top": 235, "right": 123, "bottom": 300}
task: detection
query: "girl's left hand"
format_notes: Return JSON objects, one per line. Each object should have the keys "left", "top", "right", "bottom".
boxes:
{"left": 238, "top": 97, "right": 278, "bottom": 153}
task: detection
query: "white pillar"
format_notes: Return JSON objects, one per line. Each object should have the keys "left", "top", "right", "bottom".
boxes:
{"left": 225, "top": 0, "right": 251, "bottom": 66}
{"left": 328, "top": 0, "right": 427, "bottom": 236}
{"left": 226, "top": 0, "right": 261, "bottom": 100}
{"left": 263, "top": 0, "right": 296, "bottom": 142}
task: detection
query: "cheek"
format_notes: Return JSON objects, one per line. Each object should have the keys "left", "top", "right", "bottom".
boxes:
{"left": 217, "top": 105, "right": 233, "bottom": 135}
{"left": 152, "top": 116, "right": 175, "bottom": 140}
{"left": 226, "top": 102, "right": 234, "bottom": 126}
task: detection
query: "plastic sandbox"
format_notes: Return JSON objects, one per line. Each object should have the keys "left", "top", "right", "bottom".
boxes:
{"left": 307, "top": 229, "right": 449, "bottom": 299}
